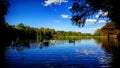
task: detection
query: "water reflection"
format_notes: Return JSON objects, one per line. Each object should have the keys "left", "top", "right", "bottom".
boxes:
{"left": 100, "top": 38, "right": 120, "bottom": 68}
{"left": 69, "top": 39, "right": 75, "bottom": 45}
{"left": 39, "top": 40, "right": 56, "bottom": 49}
{"left": 4, "top": 38, "right": 120, "bottom": 68}
{"left": 10, "top": 40, "right": 30, "bottom": 53}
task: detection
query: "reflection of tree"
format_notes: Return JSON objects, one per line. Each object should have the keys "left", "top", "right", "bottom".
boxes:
{"left": 69, "top": 40, "right": 76, "bottom": 45}
{"left": 38, "top": 40, "right": 56, "bottom": 49}
{"left": 102, "top": 38, "right": 120, "bottom": 53}
{"left": 16, "top": 46, "right": 24, "bottom": 52}
{"left": 93, "top": 38, "right": 103, "bottom": 45}
{"left": 11, "top": 40, "right": 30, "bottom": 52}
{"left": 101, "top": 39, "right": 120, "bottom": 68}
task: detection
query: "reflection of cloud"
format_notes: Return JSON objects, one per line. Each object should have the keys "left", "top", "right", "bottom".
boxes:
{"left": 75, "top": 48, "right": 112, "bottom": 65}
{"left": 44, "top": 0, "right": 68, "bottom": 6}
{"left": 61, "top": 14, "right": 69, "bottom": 18}
{"left": 98, "top": 56, "right": 112, "bottom": 64}
{"left": 75, "top": 49, "right": 97, "bottom": 55}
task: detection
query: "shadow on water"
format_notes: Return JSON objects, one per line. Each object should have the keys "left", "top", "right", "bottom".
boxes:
{"left": 10, "top": 40, "right": 30, "bottom": 53}
{"left": 94, "top": 37, "right": 120, "bottom": 68}
{"left": 0, "top": 42, "right": 10, "bottom": 68}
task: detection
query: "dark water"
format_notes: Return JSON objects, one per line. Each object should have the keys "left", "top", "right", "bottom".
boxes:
{"left": 4, "top": 38, "right": 120, "bottom": 68}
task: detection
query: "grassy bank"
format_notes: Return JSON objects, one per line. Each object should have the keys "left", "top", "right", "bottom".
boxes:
{"left": 51, "top": 36, "right": 108, "bottom": 40}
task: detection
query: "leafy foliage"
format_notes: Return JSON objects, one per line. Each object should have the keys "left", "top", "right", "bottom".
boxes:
{"left": 101, "top": 22, "right": 117, "bottom": 35}
{"left": 0, "top": 0, "right": 10, "bottom": 42}
{"left": 4, "top": 23, "right": 93, "bottom": 41}
{"left": 93, "top": 29, "right": 102, "bottom": 36}
{"left": 70, "top": 0, "right": 120, "bottom": 28}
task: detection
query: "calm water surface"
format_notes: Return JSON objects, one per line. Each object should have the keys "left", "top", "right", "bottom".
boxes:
{"left": 5, "top": 38, "right": 120, "bottom": 68}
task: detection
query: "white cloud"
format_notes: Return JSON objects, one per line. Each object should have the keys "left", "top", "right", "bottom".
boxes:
{"left": 61, "top": 14, "right": 69, "bottom": 18}
{"left": 44, "top": 0, "right": 68, "bottom": 6}
{"left": 77, "top": 28, "right": 93, "bottom": 34}
{"left": 98, "top": 20, "right": 106, "bottom": 23}
{"left": 95, "top": 15, "right": 99, "bottom": 18}
{"left": 103, "top": 12, "right": 108, "bottom": 16}
{"left": 98, "top": 10, "right": 103, "bottom": 15}
{"left": 96, "top": 10, "right": 108, "bottom": 18}
{"left": 85, "top": 19, "right": 97, "bottom": 23}
{"left": 77, "top": 27, "right": 101, "bottom": 34}
{"left": 68, "top": 6, "right": 72, "bottom": 9}
{"left": 85, "top": 19, "right": 106, "bottom": 24}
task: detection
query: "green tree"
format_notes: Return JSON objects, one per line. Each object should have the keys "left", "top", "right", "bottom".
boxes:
{"left": 16, "top": 23, "right": 25, "bottom": 30}
{"left": 101, "top": 22, "right": 116, "bottom": 35}
{"left": 94, "top": 29, "right": 102, "bottom": 36}
{"left": 101, "top": 22, "right": 118, "bottom": 38}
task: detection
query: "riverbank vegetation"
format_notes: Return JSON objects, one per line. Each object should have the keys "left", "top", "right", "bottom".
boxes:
{"left": 5, "top": 21, "right": 120, "bottom": 42}
{"left": 93, "top": 22, "right": 120, "bottom": 39}
{"left": 5, "top": 22, "right": 92, "bottom": 41}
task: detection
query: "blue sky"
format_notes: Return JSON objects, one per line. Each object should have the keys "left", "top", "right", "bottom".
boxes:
{"left": 5, "top": 0, "right": 108, "bottom": 34}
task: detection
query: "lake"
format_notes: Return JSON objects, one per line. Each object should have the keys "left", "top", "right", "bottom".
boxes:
{"left": 4, "top": 38, "right": 120, "bottom": 68}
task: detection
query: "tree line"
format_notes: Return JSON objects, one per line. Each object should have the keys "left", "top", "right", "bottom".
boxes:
{"left": 93, "top": 22, "right": 120, "bottom": 39}
{"left": 5, "top": 22, "right": 93, "bottom": 41}
{"left": 5, "top": 21, "right": 120, "bottom": 42}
